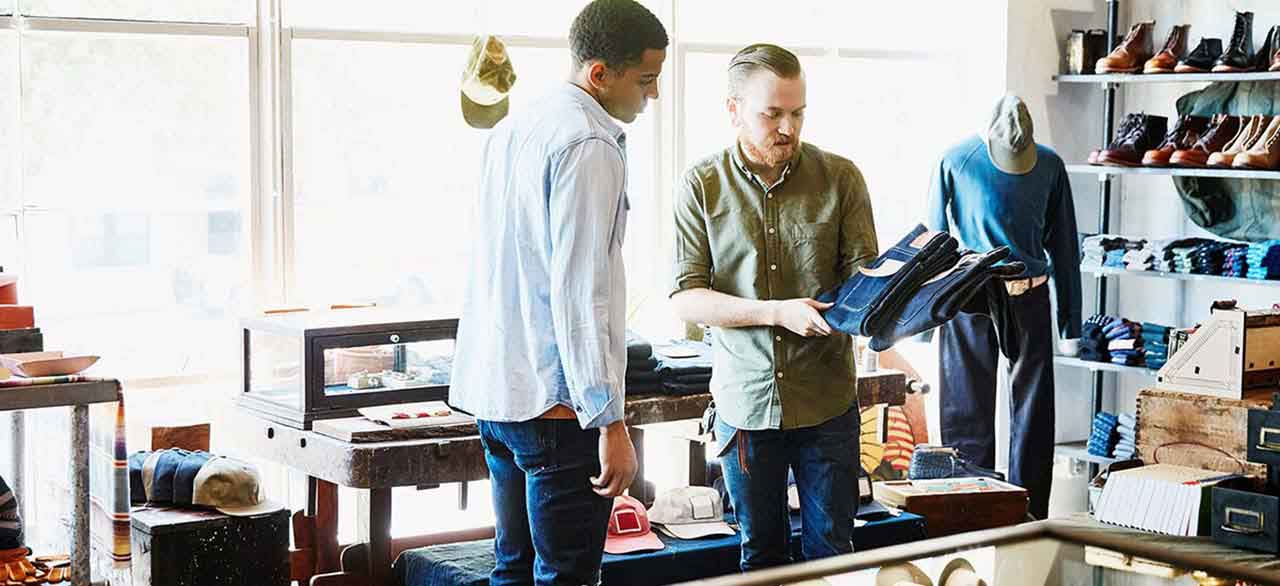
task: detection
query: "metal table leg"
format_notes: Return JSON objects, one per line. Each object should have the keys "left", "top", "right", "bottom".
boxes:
{"left": 70, "top": 405, "right": 89, "bottom": 586}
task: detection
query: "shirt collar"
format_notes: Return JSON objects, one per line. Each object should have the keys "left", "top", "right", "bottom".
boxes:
{"left": 563, "top": 82, "right": 625, "bottom": 144}
{"left": 731, "top": 140, "right": 803, "bottom": 190}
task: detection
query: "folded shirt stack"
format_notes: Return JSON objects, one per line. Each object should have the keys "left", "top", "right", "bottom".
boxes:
{"left": 1123, "top": 245, "right": 1155, "bottom": 271}
{"left": 625, "top": 330, "right": 663, "bottom": 395}
{"left": 1080, "top": 314, "right": 1117, "bottom": 363}
{"left": 1246, "top": 240, "right": 1280, "bottom": 281}
{"left": 1081, "top": 234, "right": 1129, "bottom": 267}
{"left": 1104, "top": 248, "right": 1127, "bottom": 268}
{"left": 1112, "top": 412, "right": 1137, "bottom": 460}
{"left": 1088, "top": 411, "right": 1120, "bottom": 458}
{"left": 1224, "top": 246, "right": 1249, "bottom": 278}
{"left": 1141, "top": 322, "right": 1173, "bottom": 371}
{"left": 654, "top": 339, "right": 713, "bottom": 396}
{"left": 1104, "top": 318, "right": 1144, "bottom": 366}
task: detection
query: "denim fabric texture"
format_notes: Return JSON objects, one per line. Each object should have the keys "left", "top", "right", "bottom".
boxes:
{"left": 939, "top": 284, "right": 1056, "bottom": 519}
{"left": 818, "top": 224, "right": 959, "bottom": 337}
{"left": 479, "top": 419, "right": 612, "bottom": 586}
{"left": 714, "top": 408, "right": 859, "bottom": 572}
{"left": 867, "top": 247, "right": 1024, "bottom": 351}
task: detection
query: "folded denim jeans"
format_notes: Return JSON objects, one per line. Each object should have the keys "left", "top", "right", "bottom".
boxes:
{"left": 867, "top": 248, "right": 1017, "bottom": 352}
{"left": 818, "top": 224, "right": 958, "bottom": 337}
{"left": 660, "top": 382, "right": 710, "bottom": 396}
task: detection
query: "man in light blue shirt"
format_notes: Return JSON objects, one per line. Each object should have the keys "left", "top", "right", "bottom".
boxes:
{"left": 449, "top": 1, "right": 667, "bottom": 584}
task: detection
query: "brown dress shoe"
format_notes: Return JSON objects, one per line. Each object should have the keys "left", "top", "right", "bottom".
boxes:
{"left": 1099, "top": 113, "right": 1167, "bottom": 167}
{"left": 1233, "top": 116, "right": 1280, "bottom": 170}
{"left": 1097, "top": 21, "right": 1155, "bottom": 73}
{"left": 1170, "top": 114, "right": 1241, "bottom": 167}
{"left": 1208, "top": 115, "right": 1267, "bottom": 167}
{"left": 1144, "top": 24, "right": 1189, "bottom": 73}
{"left": 1142, "top": 114, "right": 1210, "bottom": 166}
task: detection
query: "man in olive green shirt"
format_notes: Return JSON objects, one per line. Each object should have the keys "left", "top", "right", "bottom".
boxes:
{"left": 669, "top": 44, "right": 878, "bottom": 570}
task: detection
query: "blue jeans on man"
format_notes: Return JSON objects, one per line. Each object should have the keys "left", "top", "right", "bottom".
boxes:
{"left": 479, "top": 419, "right": 612, "bottom": 586}
{"left": 715, "top": 406, "right": 859, "bottom": 571}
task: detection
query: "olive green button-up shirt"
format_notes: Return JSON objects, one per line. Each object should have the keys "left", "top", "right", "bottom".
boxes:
{"left": 671, "top": 142, "right": 879, "bottom": 431}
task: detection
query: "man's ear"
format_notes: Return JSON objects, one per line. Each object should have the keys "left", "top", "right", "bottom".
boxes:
{"left": 727, "top": 97, "right": 740, "bottom": 128}
{"left": 586, "top": 61, "right": 611, "bottom": 91}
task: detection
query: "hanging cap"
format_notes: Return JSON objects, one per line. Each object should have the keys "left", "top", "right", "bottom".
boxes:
{"left": 460, "top": 35, "right": 517, "bottom": 129}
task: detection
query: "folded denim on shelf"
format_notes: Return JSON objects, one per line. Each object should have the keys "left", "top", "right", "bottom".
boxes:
{"left": 660, "top": 382, "right": 710, "bottom": 396}
{"left": 626, "top": 330, "right": 654, "bottom": 362}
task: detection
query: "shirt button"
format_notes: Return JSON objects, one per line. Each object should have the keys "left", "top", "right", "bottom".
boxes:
{"left": 768, "top": 228, "right": 776, "bottom": 235}
{"left": 767, "top": 194, "right": 774, "bottom": 199}
{"left": 775, "top": 336, "right": 782, "bottom": 342}
{"left": 770, "top": 264, "right": 778, "bottom": 271}
{"left": 776, "top": 372, "right": 784, "bottom": 379}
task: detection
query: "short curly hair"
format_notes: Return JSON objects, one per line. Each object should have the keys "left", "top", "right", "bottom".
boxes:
{"left": 569, "top": 0, "right": 668, "bottom": 70}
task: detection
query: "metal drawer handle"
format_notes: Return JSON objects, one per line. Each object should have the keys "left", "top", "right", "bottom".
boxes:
{"left": 1257, "top": 427, "right": 1280, "bottom": 452}
{"left": 1222, "top": 507, "right": 1265, "bottom": 535}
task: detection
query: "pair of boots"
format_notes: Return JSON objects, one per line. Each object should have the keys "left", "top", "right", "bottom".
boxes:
{"left": 1091, "top": 113, "right": 1280, "bottom": 170}
{"left": 1097, "top": 12, "right": 1280, "bottom": 74}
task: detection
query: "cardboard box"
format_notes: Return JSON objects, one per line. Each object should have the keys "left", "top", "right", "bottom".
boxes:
{"left": 874, "top": 477, "right": 1028, "bottom": 537}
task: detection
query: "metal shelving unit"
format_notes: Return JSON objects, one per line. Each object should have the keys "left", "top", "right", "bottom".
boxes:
{"left": 1056, "top": 71, "right": 1280, "bottom": 84}
{"left": 1082, "top": 265, "right": 1280, "bottom": 287}
{"left": 1054, "top": 355, "right": 1156, "bottom": 378}
{"left": 1054, "top": 440, "right": 1124, "bottom": 467}
{"left": 1066, "top": 164, "right": 1280, "bottom": 180}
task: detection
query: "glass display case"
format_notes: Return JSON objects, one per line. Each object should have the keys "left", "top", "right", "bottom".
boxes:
{"left": 239, "top": 306, "right": 458, "bottom": 428}
{"left": 685, "top": 517, "right": 1277, "bottom": 586}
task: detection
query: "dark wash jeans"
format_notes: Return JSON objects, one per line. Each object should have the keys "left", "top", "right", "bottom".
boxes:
{"left": 938, "top": 283, "right": 1055, "bottom": 519}
{"left": 818, "top": 224, "right": 958, "bottom": 337}
{"left": 478, "top": 419, "right": 611, "bottom": 586}
{"left": 715, "top": 407, "right": 859, "bottom": 572}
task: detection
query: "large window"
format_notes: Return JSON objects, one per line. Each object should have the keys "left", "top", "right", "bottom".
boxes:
{"left": 18, "top": 29, "right": 251, "bottom": 379}
{"left": 19, "top": 0, "right": 252, "bottom": 23}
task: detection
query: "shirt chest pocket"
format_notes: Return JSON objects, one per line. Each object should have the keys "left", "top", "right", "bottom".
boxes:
{"left": 791, "top": 221, "right": 837, "bottom": 274}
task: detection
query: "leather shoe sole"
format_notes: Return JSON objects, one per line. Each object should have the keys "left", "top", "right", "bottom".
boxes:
{"left": 1212, "top": 64, "right": 1253, "bottom": 73}
{"left": 1175, "top": 63, "right": 1212, "bottom": 73}
{"left": 1098, "top": 151, "right": 1142, "bottom": 167}
{"left": 1169, "top": 150, "right": 1211, "bottom": 167}
{"left": 1141, "top": 149, "right": 1174, "bottom": 166}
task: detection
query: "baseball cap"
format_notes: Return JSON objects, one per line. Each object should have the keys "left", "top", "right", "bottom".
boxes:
{"left": 939, "top": 557, "right": 988, "bottom": 586}
{"left": 150, "top": 449, "right": 189, "bottom": 503}
{"left": 984, "top": 94, "right": 1037, "bottom": 175}
{"left": 646, "top": 487, "right": 734, "bottom": 540}
{"left": 604, "top": 495, "right": 664, "bottom": 554}
{"left": 130, "top": 449, "right": 282, "bottom": 517}
{"left": 192, "top": 456, "right": 284, "bottom": 517}
{"left": 460, "top": 35, "right": 516, "bottom": 129}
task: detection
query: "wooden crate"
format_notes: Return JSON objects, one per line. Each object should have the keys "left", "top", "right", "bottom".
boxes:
{"left": 1135, "top": 387, "right": 1276, "bottom": 478}
{"left": 131, "top": 506, "right": 289, "bottom": 586}
{"left": 874, "top": 477, "right": 1027, "bottom": 537}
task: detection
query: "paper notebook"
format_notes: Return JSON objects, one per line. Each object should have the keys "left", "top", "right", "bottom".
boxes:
{"left": 1094, "top": 464, "right": 1238, "bottom": 536}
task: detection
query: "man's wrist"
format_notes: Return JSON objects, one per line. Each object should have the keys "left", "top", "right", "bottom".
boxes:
{"left": 601, "top": 420, "right": 629, "bottom": 437}
{"left": 763, "top": 299, "right": 782, "bottom": 328}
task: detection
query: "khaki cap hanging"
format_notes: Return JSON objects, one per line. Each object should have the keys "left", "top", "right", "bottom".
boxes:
{"left": 460, "top": 35, "right": 517, "bottom": 129}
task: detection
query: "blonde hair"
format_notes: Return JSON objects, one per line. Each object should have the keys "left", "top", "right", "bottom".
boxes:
{"left": 727, "top": 43, "right": 802, "bottom": 98}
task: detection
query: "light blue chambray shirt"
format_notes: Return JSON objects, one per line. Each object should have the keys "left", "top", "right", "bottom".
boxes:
{"left": 450, "top": 82, "right": 629, "bottom": 429}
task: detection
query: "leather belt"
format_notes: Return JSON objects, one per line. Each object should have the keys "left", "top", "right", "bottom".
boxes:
{"left": 1003, "top": 274, "right": 1048, "bottom": 296}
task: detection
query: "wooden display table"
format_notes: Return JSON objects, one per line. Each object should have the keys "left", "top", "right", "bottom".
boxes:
{"left": 239, "top": 371, "right": 910, "bottom": 586}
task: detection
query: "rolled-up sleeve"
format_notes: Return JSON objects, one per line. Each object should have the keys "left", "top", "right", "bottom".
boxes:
{"left": 837, "top": 164, "right": 879, "bottom": 281}
{"left": 670, "top": 172, "right": 713, "bottom": 296}
{"left": 548, "top": 138, "right": 625, "bottom": 429}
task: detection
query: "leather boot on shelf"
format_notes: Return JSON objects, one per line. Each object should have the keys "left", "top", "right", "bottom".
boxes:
{"left": 1090, "top": 113, "right": 1143, "bottom": 165}
{"left": 1099, "top": 113, "right": 1168, "bottom": 167}
{"left": 1212, "top": 11, "right": 1255, "bottom": 72}
{"left": 1259, "top": 25, "right": 1280, "bottom": 72}
{"left": 1142, "top": 114, "right": 1210, "bottom": 166}
{"left": 1096, "top": 21, "right": 1155, "bottom": 73}
{"left": 1207, "top": 114, "right": 1267, "bottom": 167}
{"left": 1144, "top": 24, "right": 1190, "bottom": 73}
{"left": 1233, "top": 115, "right": 1280, "bottom": 170}
{"left": 1175, "top": 38, "right": 1223, "bottom": 73}
{"left": 1170, "top": 114, "right": 1241, "bottom": 167}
